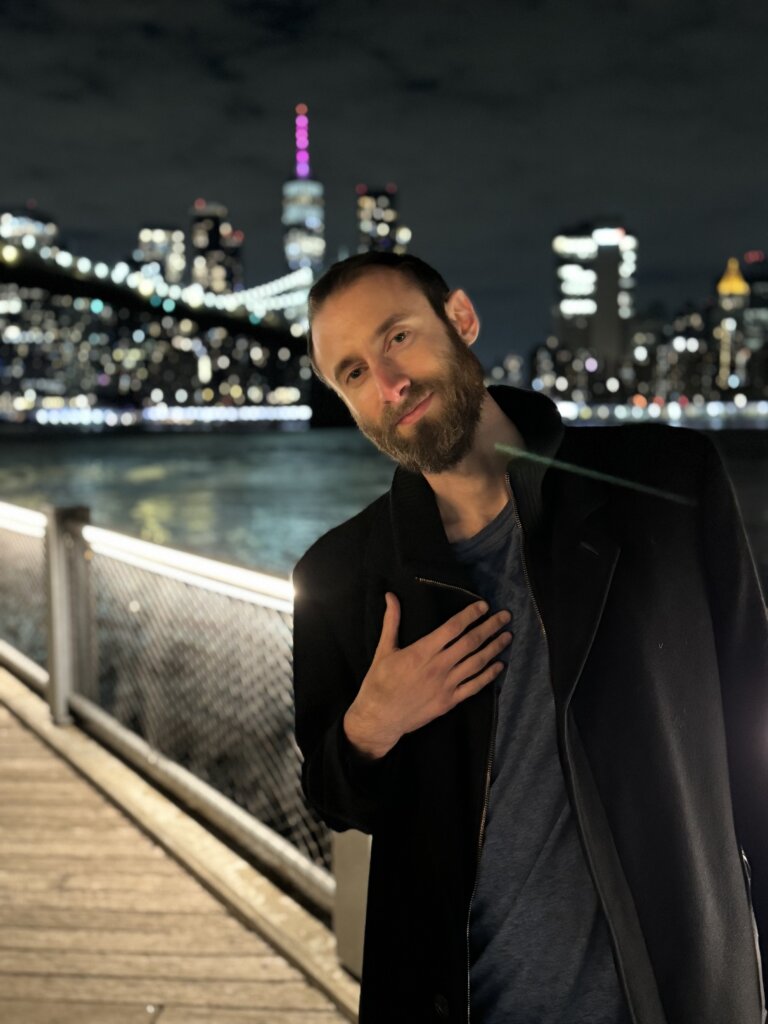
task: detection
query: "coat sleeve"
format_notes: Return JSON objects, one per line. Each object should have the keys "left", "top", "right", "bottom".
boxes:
{"left": 698, "top": 433, "right": 768, "bottom": 968}
{"left": 291, "top": 556, "right": 399, "bottom": 835}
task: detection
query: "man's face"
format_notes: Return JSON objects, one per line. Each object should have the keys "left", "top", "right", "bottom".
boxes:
{"left": 310, "top": 269, "right": 486, "bottom": 474}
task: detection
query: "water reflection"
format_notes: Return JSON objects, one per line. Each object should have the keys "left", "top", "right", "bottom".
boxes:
{"left": 0, "top": 430, "right": 394, "bottom": 576}
{"left": 0, "top": 428, "right": 763, "bottom": 589}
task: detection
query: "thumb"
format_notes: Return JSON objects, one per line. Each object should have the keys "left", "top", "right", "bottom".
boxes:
{"left": 375, "top": 592, "right": 401, "bottom": 655}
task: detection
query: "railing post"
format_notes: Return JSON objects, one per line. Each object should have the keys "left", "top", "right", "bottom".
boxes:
{"left": 332, "top": 829, "right": 371, "bottom": 980}
{"left": 44, "top": 505, "right": 92, "bottom": 725}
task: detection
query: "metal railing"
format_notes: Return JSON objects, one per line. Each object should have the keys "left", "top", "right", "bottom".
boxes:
{"left": 0, "top": 500, "right": 335, "bottom": 914}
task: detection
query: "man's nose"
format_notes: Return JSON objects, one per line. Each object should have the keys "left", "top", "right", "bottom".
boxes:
{"left": 371, "top": 358, "right": 410, "bottom": 402}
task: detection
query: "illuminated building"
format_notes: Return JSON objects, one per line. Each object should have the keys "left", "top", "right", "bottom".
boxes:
{"left": 0, "top": 237, "right": 311, "bottom": 427}
{"left": 189, "top": 199, "right": 245, "bottom": 294}
{"left": 652, "top": 308, "right": 715, "bottom": 403}
{"left": 552, "top": 220, "right": 637, "bottom": 369}
{"left": 1, "top": 203, "right": 58, "bottom": 247}
{"left": 134, "top": 226, "right": 186, "bottom": 284}
{"left": 741, "top": 251, "right": 768, "bottom": 397}
{"left": 714, "top": 257, "right": 750, "bottom": 391}
{"left": 355, "top": 184, "right": 412, "bottom": 254}
{"left": 281, "top": 104, "right": 326, "bottom": 275}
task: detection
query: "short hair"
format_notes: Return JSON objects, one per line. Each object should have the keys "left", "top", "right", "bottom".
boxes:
{"left": 306, "top": 252, "right": 451, "bottom": 383}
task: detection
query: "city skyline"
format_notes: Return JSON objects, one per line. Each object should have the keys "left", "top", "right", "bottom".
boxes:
{"left": 2, "top": 201, "right": 766, "bottom": 431}
{"left": 3, "top": 0, "right": 767, "bottom": 363}
{"left": 4, "top": 191, "right": 761, "bottom": 363}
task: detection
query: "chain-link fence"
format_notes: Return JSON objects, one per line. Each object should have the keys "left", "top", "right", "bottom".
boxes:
{"left": 87, "top": 541, "right": 328, "bottom": 869}
{"left": 0, "top": 503, "right": 48, "bottom": 667}
{"left": 0, "top": 502, "right": 332, "bottom": 897}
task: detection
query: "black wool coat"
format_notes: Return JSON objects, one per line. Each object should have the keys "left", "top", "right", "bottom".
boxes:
{"left": 292, "top": 386, "right": 768, "bottom": 1024}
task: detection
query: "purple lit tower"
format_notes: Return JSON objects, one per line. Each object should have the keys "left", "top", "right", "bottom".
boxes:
{"left": 281, "top": 103, "right": 326, "bottom": 275}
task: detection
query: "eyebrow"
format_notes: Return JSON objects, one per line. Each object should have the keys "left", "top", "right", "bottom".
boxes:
{"left": 332, "top": 312, "right": 409, "bottom": 384}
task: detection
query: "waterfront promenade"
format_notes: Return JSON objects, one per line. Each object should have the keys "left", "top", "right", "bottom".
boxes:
{"left": 0, "top": 674, "right": 356, "bottom": 1024}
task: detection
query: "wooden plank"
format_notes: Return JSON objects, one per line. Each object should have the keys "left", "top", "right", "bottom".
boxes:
{"left": 0, "top": 674, "right": 360, "bottom": 1022}
{"left": 160, "top": 1009, "right": 345, "bottom": 1023}
{"left": 0, "top": 786, "right": 120, "bottom": 802}
{"left": 0, "top": 976, "right": 334, "bottom": 1010}
{"left": 0, "top": 856, "right": 178, "bottom": 876}
{"left": 0, "top": 742, "right": 52, "bottom": 752}
{"left": 0, "top": 888, "right": 222, "bottom": 913}
{"left": 0, "top": 783, "right": 109, "bottom": 800}
{"left": 0, "top": 815, "right": 140, "bottom": 832}
{"left": 0, "top": 825, "right": 154, "bottom": 842}
{"left": 0, "top": 1000, "right": 159, "bottom": 1024}
{"left": 0, "top": 763, "right": 74, "bottom": 776}
{"left": 0, "top": 839, "right": 171, "bottom": 860}
{"left": 0, "top": 799, "right": 127, "bottom": 816}
{"left": 0, "top": 950, "right": 300, "bottom": 981}
{"left": 0, "top": 778, "right": 120, "bottom": 794}
{"left": 0, "top": 870, "right": 220, "bottom": 895}
{"left": 0, "top": 1003, "right": 345, "bottom": 1024}
{"left": 0, "top": 815, "right": 154, "bottom": 831}
{"left": 0, "top": 747, "right": 58, "bottom": 761}
{"left": 0, "top": 906, "right": 249, "bottom": 933}
{"left": 0, "top": 927, "right": 275, "bottom": 956}
{"left": 0, "top": 769, "right": 101, "bottom": 782}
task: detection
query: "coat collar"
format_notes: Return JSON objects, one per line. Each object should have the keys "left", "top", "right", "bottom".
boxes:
{"left": 378, "top": 385, "right": 621, "bottom": 710}
{"left": 386, "top": 385, "right": 571, "bottom": 579}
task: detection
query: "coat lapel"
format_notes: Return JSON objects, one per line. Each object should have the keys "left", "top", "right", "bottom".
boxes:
{"left": 537, "top": 466, "right": 621, "bottom": 711}
{"left": 387, "top": 466, "right": 479, "bottom": 594}
{"left": 366, "top": 389, "right": 624, "bottom": 714}
{"left": 544, "top": 520, "right": 621, "bottom": 711}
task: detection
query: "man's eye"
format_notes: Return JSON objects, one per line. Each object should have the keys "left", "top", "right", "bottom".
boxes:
{"left": 391, "top": 331, "right": 408, "bottom": 344}
{"left": 347, "top": 367, "right": 364, "bottom": 383}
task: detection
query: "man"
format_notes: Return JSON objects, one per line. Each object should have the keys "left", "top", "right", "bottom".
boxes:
{"left": 292, "top": 252, "right": 767, "bottom": 1023}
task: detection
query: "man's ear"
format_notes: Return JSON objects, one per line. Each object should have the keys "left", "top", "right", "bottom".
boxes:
{"left": 445, "top": 289, "right": 480, "bottom": 345}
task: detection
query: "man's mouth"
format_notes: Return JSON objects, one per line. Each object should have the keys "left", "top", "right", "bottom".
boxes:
{"left": 396, "top": 392, "right": 434, "bottom": 427}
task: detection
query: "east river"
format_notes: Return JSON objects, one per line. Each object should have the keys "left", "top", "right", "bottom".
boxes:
{"left": 0, "top": 425, "right": 765, "bottom": 593}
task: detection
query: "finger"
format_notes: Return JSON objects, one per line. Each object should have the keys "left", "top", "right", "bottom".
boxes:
{"left": 375, "top": 592, "right": 401, "bottom": 655}
{"left": 424, "top": 600, "right": 489, "bottom": 655}
{"left": 450, "top": 609, "right": 512, "bottom": 664}
{"left": 449, "top": 630, "right": 512, "bottom": 684}
{"left": 452, "top": 660, "right": 506, "bottom": 704}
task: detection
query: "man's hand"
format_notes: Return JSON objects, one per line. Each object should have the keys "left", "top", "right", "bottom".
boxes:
{"left": 344, "top": 592, "right": 512, "bottom": 760}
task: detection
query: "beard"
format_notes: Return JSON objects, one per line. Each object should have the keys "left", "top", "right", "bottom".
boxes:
{"left": 351, "top": 323, "right": 487, "bottom": 474}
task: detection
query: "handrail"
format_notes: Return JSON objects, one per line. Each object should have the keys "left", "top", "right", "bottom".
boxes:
{"left": 0, "top": 500, "right": 331, "bottom": 916}
{"left": 0, "top": 501, "right": 46, "bottom": 537}
{"left": 82, "top": 525, "right": 293, "bottom": 613}
{"left": 68, "top": 691, "right": 334, "bottom": 913}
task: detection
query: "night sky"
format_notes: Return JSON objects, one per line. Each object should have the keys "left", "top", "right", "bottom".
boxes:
{"left": 4, "top": 0, "right": 767, "bottom": 364}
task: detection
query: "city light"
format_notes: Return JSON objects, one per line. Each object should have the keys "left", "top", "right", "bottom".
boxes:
{"left": 0, "top": 135, "right": 765, "bottom": 433}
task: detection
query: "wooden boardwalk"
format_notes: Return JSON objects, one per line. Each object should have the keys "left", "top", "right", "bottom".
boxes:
{"left": 0, "top": 704, "right": 349, "bottom": 1024}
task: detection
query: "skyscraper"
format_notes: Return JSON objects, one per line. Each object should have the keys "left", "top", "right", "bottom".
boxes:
{"left": 742, "top": 251, "right": 768, "bottom": 398}
{"left": 552, "top": 220, "right": 638, "bottom": 368}
{"left": 189, "top": 199, "right": 244, "bottom": 294}
{"left": 355, "top": 184, "right": 412, "bottom": 254}
{"left": 0, "top": 202, "right": 58, "bottom": 247}
{"left": 134, "top": 226, "right": 186, "bottom": 283}
{"left": 281, "top": 104, "right": 325, "bottom": 275}
{"left": 715, "top": 256, "right": 750, "bottom": 391}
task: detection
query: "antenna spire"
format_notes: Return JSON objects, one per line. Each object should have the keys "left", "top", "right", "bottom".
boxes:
{"left": 295, "top": 103, "right": 310, "bottom": 179}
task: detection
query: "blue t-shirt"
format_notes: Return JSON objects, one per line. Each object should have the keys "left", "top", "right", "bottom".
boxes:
{"left": 452, "top": 499, "right": 630, "bottom": 1024}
